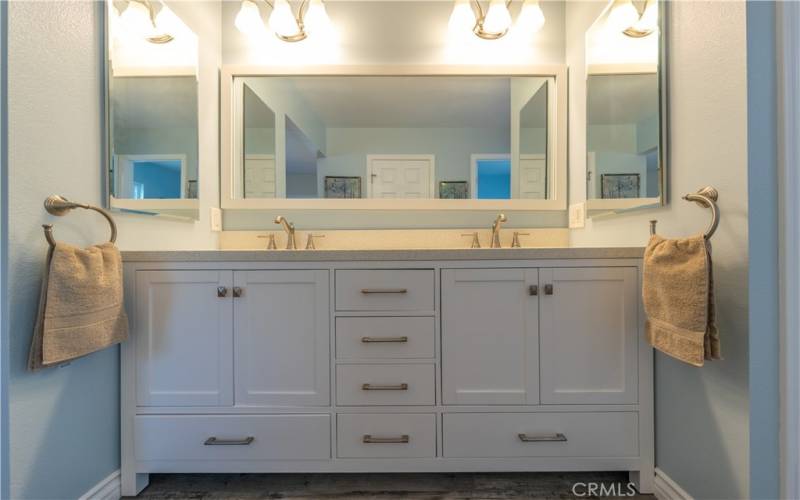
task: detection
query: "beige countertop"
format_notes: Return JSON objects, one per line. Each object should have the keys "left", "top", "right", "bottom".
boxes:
{"left": 122, "top": 247, "right": 645, "bottom": 262}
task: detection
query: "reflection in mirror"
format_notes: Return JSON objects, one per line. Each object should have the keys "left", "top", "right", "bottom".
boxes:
{"left": 584, "top": 0, "right": 663, "bottom": 215}
{"left": 242, "top": 83, "right": 277, "bottom": 198}
{"left": 106, "top": 1, "right": 199, "bottom": 219}
{"left": 233, "top": 76, "right": 555, "bottom": 201}
{"left": 587, "top": 73, "right": 659, "bottom": 199}
{"left": 111, "top": 77, "right": 198, "bottom": 201}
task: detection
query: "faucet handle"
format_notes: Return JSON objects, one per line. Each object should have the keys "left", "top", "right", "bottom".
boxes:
{"left": 511, "top": 232, "right": 530, "bottom": 248}
{"left": 461, "top": 232, "right": 481, "bottom": 249}
{"left": 305, "top": 234, "right": 325, "bottom": 250}
{"left": 257, "top": 233, "right": 278, "bottom": 250}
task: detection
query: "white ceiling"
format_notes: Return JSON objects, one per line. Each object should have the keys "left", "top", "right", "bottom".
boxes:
{"left": 282, "top": 77, "right": 516, "bottom": 129}
{"left": 587, "top": 73, "right": 659, "bottom": 125}
{"left": 112, "top": 76, "right": 197, "bottom": 129}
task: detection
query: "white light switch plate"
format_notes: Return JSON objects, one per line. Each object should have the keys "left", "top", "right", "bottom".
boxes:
{"left": 210, "top": 207, "right": 222, "bottom": 232}
{"left": 569, "top": 202, "right": 586, "bottom": 229}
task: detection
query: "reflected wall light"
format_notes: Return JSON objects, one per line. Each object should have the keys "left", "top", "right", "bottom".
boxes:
{"left": 449, "top": 0, "right": 545, "bottom": 41}
{"left": 118, "top": 0, "right": 175, "bottom": 44}
{"left": 235, "top": 0, "right": 332, "bottom": 42}
{"left": 608, "top": 0, "right": 658, "bottom": 38}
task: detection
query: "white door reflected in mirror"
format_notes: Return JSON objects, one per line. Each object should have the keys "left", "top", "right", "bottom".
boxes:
{"left": 230, "top": 75, "right": 558, "bottom": 203}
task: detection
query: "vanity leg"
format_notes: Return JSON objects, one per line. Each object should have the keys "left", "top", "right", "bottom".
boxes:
{"left": 629, "top": 470, "right": 655, "bottom": 494}
{"left": 121, "top": 471, "right": 149, "bottom": 497}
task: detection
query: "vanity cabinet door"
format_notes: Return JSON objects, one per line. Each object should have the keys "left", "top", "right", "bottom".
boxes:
{"left": 539, "top": 267, "right": 639, "bottom": 404}
{"left": 135, "top": 270, "right": 234, "bottom": 407}
{"left": 234, "top": 270, "right": 330, "bottom": 407}
{"left": 441, "top": 268, "right": 539, "bottom": 405}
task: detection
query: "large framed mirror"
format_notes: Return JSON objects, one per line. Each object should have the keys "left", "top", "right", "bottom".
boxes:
{"left": 221, "top": 66, "right": 568, "bottom": 211}
{"left": 105, "top": 1, "right": 200, "bottom": 220}
{"left": 584, "top": 0, "right": 666, "bottom": 216}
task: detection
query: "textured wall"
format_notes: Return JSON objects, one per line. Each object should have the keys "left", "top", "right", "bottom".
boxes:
{"left": 7, "top": 2, "right": 120, "bottom": 498}
{"left": 569, "top": 2, "right": 750, "bottom": 498}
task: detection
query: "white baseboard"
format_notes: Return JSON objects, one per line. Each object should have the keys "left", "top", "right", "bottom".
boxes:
{"left": 79, "top": 470, "right": 121, "bottom": 500}
{"left": 654, "top": 467, "right": 693, "bottom": 500}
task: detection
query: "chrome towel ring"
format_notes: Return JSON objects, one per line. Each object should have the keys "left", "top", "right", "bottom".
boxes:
{"left": 42, "top": 195, "right": 118, "bottom": 248}
{"left": 649, "top": 186, "right": 720, "bottom": 240}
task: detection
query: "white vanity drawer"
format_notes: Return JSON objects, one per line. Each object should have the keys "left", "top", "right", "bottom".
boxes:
{"left": 335, "top": 270, "right": 434, "bottom": 311}
{"left": 337, "top": 413, "right": 436, "bottom": 458}
{"left": 442, "top": 412, "right": 638, "bottom": 458}
{"left": 135, "top": 414, "right": 331, "bottom": 461}
{"left": 336, "top": 317, "right": 435, "bottom": 359}
{"left": 336, "top": 364, "right": 435, "bottom": 406}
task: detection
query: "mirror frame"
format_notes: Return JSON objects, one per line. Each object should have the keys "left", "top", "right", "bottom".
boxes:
{"left": 103, "top": 2, "right": 201, "bottom": 220}
{"left": 584, "top": 0, "right": 669, "bottom": 216}
{"left": 220, "top": 65, "right": 568, "bottom": 211}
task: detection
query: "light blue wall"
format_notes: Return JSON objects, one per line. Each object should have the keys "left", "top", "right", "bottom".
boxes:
{"left": 746, "top": 2, "right": 779, "bottom": 498}
{"left": 245, "top": 127, "right": 275, "bottom": 155}
{"left": 319, "top": 127, "right": 510, "bottom": 196}
{"left": 114, "top": 127, "right": 198, "bottom": 184}
{"left": 570, "top": 2, "right": 751, "bottom": 498}
{"left": 7, "top": 3, "right": 119, "bottom": 498}
{"left": 0, "top": 2, "right": 9, "bottom": 498}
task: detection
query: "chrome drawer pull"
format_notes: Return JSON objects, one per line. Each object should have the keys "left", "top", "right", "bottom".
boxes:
{"left": 360, "top": 288, "right": 408, "bottom": 294}
{"left": 518, "top": 433, "right": 567, "bottom": 443}
{"left": 363, "top": 434, "right": 410, "bottom": 444}
{"left": 361, "top": 383, "right": 409, "bottom": 391}
{"left": 361, "top": 336, "right": 409, "bottom": 343}
{"left": 204, "top": 436, "right": 255, "bottom": 446}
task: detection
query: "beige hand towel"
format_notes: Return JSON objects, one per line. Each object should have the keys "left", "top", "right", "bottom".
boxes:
{"left": 643, "top": 234, "right": 720, "bottom": 367}
{"left": 28, "top": 242, "right": 129, "bottom": 370}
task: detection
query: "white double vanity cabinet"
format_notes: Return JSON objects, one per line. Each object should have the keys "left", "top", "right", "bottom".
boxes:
{"left": 120, "top": 249, "right": 653, "bottom": 496}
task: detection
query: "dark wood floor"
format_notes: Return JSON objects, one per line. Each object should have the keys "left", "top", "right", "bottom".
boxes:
{"left": 128, "top": 472, "right": 655, "bottom": 499}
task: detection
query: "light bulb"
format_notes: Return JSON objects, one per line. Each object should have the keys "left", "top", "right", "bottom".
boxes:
{"left": 448, "top": 0, "right": 475, "bottom": 35}
{"left": 634, "top": 0, "right": 658, "bottom": 33}
{"left": 517, "top": 0, "right": 545, "bottom": 34}
{"left": 119, "top": 1, "right": 156, "bottom": 39}
{"left": 235, "top": 0, "right": 266, "bottom": 37}
{"left": 606, "top": 0, "right": 640, "bottom": 34}
{"left": 304, "top": 0, "right": 331, "bottom": 34}
{"left": 482, "top": 0, "right": 512, "bottom": 34}
{"left": 269, "top": 0, "right": 300, "bottom": 38}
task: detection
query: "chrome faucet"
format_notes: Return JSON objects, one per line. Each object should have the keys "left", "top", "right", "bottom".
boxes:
{"left": 490, "top": 213, "right": 507, "bottom": 248}
{"left": 274, "top": 216, "right": 297, "bottom": 250}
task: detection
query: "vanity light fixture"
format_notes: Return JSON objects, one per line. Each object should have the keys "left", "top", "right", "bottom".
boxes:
{"left": 235, "top": 0, "right": 331, "bottom": 43}
{"left": 607, "top": 0, "right": 658, "bottom": 38}
{"left": 449, "top": 0, "right": 545, "bottom": 41}
{"left": 118, "top": 0, "right": 175, "bottom": 44}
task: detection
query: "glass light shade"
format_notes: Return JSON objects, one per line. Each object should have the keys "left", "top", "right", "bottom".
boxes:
{"left": 235, "top": 0, "right": 265, "bottom": 36}
{"left": 482, "top": 0, "right": 512, "bottom": 34}
{"left": 304, "top": 0, "right": 331, "bottom": 34}
{"left": 269, "top": 0, "right": 300, "bottom": 38}
{"left": 153, "top": 4, "right": 181, "bottom": 38}
{"left": 606, "top": 0, "right": 640, "bottom": 33}
{"left": 119, "top": 1, "right": 156, "bottom": 38}
{"left": 635, "top": 0, "right": 658, "bottom": 32}
{"left": 448, "top": 0, "right": 475, "bottom": 34}
{"left": 517, "top": 0, "right": 545, "bottom": 34}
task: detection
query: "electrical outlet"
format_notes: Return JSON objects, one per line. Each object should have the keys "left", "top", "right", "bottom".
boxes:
{"left": 569, "top": 202, "right": 586, "bottom": 229}
{"left": 210, "top": 207, "right": 222, "bottom": 232}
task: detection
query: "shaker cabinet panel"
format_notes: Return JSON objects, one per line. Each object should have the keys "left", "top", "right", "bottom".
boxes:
{"left": 234, "top": 270, "right": 330, "bottom": 407}
{"left": 135, "top": 270, "right": 234, "bottom": 407}
{"left": 539, "top": 267, "right": 639, "bottom": 404}
{"left": 441, "top": 268, "right": 539, "bottom": 405}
